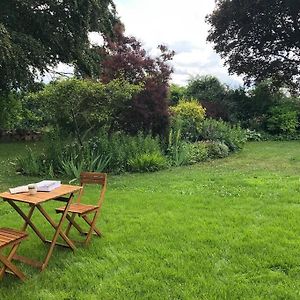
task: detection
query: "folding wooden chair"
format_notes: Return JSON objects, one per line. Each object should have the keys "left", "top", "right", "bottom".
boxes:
{"left": 56, "top": 172, "right": 107, "bottom": 246}
{"left": 0, "top": 228, "right": 28, "bottom": 281}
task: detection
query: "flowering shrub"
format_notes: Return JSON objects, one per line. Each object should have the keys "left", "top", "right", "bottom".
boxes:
{"left": 171, "top": 99, "right": 206, "bottom": 141}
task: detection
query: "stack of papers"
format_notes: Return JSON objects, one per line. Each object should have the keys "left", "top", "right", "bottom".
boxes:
{"left": 9, "top": 180, "right": 61, "bottom": 194}
{"left": 36, "top": 180, "right": 61, "bottom": 192}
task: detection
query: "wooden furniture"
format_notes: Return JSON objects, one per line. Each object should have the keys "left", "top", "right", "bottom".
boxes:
{"left": 0, "top": 184, "right": 82, "bottom": 271}
{"left": 56, "top": 172, "right": 107, "bottom": 246}
{"left": 0, "top": 228, "right": 28, "bottom": 281}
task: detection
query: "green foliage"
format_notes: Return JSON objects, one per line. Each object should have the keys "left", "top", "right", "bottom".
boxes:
{"left": 0, "top": 90, "right": 45, "bottom": 130}
{"left": 17, "top": 131, "right": 165, "bottom": 178}
{"left": 0, "top": 0, "right": 117, "bottom": 93}
{"left": 0, "top": 92, "right": 22, "bottom": 129}
{"left": 266, "top": 104, "right": 298, "bottom": 134}
{"left": 17, "top": 135, "right": 111, "bottom": 180}
{"left": 207, "top": 0, "right": 300, "bottom": 93}
{"left": 185, "top": 142, "right": 209, "bottom": 164}
{"left": 166, "top": 128, "right": 190, "bottom": 167}
{"left": 186, "top": 75, "right": 227, "bottom": 102}
{"left": 245, "top": 129, "right": 262, "bottom": 141}
{"left": 260, "top": 132, "right": 300, "bottom": 141}
{"left": 199, "top": 118, "right": 247, "bottom": 152}
{"left": 128, "top": 153, "right": 167, "bottom": 173}
{"left": 205, "top": 141, "right": 230, "bottom": 158}
{"left": 169, "top": 84, "right": 187, "bottom": 106}
{"left": 89, "top": 131, "right": 164, "bottom": 174}
{"left": 17, "top": 147, "right": 42, "bottom": 176}
{"left": 27, "top": 78, "right": 141, "bottom": 136}
{"left": 19, "top": 93, "right": 45, "bottom": 130}
{"left": 60, "top": 150, "right": 111, "bottom": 181}
{"left": 225, "top": 81, "right": 283, "bottom": 126}
{"left": 171, "top": 99, "right": 206, "bottom": 141}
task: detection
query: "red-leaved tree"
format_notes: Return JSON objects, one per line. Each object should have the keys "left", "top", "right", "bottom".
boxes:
{"left": 100, "top": 23, "right": 175, "bottom": 135}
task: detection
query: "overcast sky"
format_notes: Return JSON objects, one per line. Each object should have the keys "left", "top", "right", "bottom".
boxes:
{"left": 114, "top": 0, "right": 243, "bottom": 87}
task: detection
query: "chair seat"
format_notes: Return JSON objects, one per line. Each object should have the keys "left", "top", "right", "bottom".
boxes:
{"left": 0, "top": 228, "right": 28, "bottom": 249}
{"left": 56, "top": 203, "right": 99, "bottom": 215}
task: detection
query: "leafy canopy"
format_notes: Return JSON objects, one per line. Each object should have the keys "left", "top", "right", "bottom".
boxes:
{"left": 26, "top": 78, "right": 141, "bottom": 138}
{"left": 99, "top": 23, "right": 175, "bottom": 135}
{"left": 186, "top": 75, "right": 227, "bottom": 102}
{"left": 207, "top": 0, "right": 300, "bottom": 93}
{"left": 0, "top": 0, "right": 117, "bottom": 93}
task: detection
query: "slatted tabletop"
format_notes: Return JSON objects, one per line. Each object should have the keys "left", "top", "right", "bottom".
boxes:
{"left": 0, "top": 184, "right": 82, "bottom": 205}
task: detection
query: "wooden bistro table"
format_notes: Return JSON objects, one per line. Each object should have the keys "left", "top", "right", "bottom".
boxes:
{"left": 0, "top": 184, "right": 82, "bottom": 271}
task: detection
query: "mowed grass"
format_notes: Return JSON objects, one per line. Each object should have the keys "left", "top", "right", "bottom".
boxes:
{"left": 1, "top": 141, "right": 300, "bottom": 299}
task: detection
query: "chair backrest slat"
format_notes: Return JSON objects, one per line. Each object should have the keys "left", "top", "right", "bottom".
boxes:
{"left": 80, "top": 172, "right": 107, "bottom": 186}
{"left": 79, "top": 172, "right": 107, "bottom": 207}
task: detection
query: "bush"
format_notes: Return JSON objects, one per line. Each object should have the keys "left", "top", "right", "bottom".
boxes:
{"left": 266, "top": 104, "right": 298, "bottom": 134}
{"left": 17, "top": 131, "right": 165, "bottom": 178}
{"left": 89, "top": 131, "right": 164, "bottom": 173}
{"left": 17, "top": 148, "right": 44, "bottom": 176}
{"left": 199, "top": 118, "right": 246, "bottom": 152}
{"left": 171, "top": 99, "right": 206, "bottom": 141}
{"left": 205, "top": 141, "right": 229, "bottom": 158}
{"left": 185, "top": 142, "right": 209, "bottom": 164}
{"left": 245, "top": 129, "right": 262, "bottom": 141}
{"left": 26, "top": 78, "right": 141, "bottom": 136}
{"left": 128, "top": 153, "right": 167, "bottom": 172}
{"left": 259, "top": 131, "right": 300, "bottom": 141}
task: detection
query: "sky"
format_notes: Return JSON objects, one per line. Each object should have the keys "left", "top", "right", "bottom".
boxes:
{"left": 49, "top": 0, "right": 244, "bottom": 88}
{"left": 113, "top": 0, "right": 244, "bottom": 87}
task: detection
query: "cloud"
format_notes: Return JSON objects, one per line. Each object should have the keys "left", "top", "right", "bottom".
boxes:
{"left": 115, "top": 0, "right": 244, "bottom": 87}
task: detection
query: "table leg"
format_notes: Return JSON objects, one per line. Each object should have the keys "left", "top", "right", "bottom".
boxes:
{"left": 22, "top": 205, "right": 35, "bottom": 231}
{"left": 41, "top": 193, "right": 75, "bottom": 271}
{"left": 36, "top": 205, "right": 76, "bottom": 250}
{"left": 6, "top": 201, "right": 46, "bottom": 242}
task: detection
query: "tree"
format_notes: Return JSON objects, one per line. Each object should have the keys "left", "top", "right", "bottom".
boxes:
{"left": 169, "top": 84, "right": 187, "bottom": 106}
{"left": 207, "top": 0, "right": 300, "bottom": 93}
{"left": 225, "top": 80, "right": 284, "bottom": 128}
{"left": 186, "top": 75, "right": 227, "bottom": 102}
{"left": 100, "top": 23, "right": 175, "bottom": 135}
{"left": 0, "top": 0, "right": 117, "bottom": 93}
{"left": 185, "top": 75, "right": 229, "bottom": 120}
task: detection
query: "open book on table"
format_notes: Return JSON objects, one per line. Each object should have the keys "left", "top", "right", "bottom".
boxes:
{"left": 9, "top": 180, "right": 61, "bottom": 194}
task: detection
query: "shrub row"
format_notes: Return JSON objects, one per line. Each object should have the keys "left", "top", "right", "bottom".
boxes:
{"left": 18, "top": 117, "right": 246, "bottom": 179}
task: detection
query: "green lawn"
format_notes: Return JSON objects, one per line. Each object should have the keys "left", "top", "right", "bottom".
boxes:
{"left": 1, "top": 141, "right": 300, "bottom": 299}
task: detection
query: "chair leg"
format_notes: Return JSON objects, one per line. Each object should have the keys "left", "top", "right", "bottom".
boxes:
{"left": 84, "top": 211, "right": 101, "bottom": 246}
{"left": 65, "top": 213, "right": 75, "bottom": 237}
{"left": 66, "top": 214, "right": 85, "bottom": 235}
{"left": 0, "top": 247, "right": 26, "bottom": 281}
{"left": 82, "top": 215, "right": 102, "bottom": 237}
{"left": 0, "top": 244, "right": 20, "bottom": 280}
